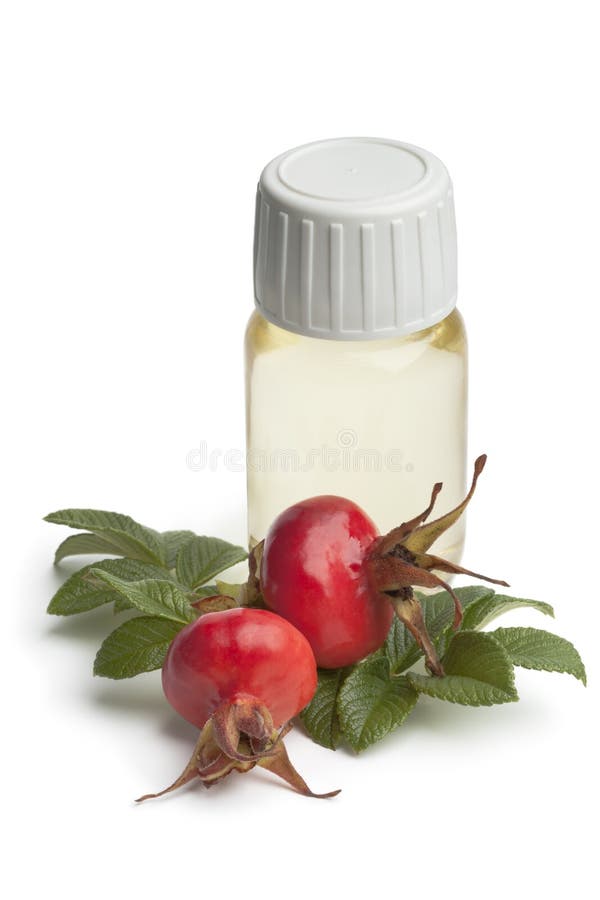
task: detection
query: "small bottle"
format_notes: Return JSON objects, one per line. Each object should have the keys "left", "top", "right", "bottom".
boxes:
{"left": 245, "top": 138, "right": 467, "bottom": 561}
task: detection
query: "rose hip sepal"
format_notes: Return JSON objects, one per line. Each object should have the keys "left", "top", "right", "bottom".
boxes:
{"left": 365, "top": 454, "right": 508, "bottom": 674}
{"left": 258, "top": 455, "right": 508, "bottom": 677}
{"left": 137, "top": 608, "right": 339, "bottom": 801}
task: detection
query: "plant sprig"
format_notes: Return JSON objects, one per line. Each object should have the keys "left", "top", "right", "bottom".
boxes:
{"left": 301, "top": 587, "right": 585, "bottom": 752}
{"left": 44, "top": 508, "right": 586, "bottom": 753}
{"left": 44, "top": 508, "right": 248, "bottom": 679}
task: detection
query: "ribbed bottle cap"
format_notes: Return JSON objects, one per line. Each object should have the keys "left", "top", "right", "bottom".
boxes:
{"left": 254, "top": 137, "right": 457, "bottom": 341}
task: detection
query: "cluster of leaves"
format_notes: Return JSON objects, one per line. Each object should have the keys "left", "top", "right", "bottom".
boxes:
{"left": 45, "top": 509, "right": 248, "bottom": 678}
{"left": 300, "top": 585, "right": 586, "bottom": 752}
{"left": 45, "top": 510, "right": 586, "bottom": 757}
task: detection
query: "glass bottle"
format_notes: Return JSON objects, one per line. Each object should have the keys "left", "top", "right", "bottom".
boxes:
{"left": 245, "top": 138, "right": 467, "bottom": 561}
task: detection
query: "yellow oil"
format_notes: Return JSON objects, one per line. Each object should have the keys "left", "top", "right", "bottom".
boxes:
{"left": 245, "top": 309, "right": 467, "bottom": 561}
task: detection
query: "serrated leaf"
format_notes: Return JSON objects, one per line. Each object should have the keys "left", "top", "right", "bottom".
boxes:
{"left": 493, "top": 627, "right": 586, "bottom": 685}
{"left": 191, "top": 584, "right": 219, "bottom": 598}
{"left": 115, "top": 582, "right": 216, "bottom": 615}
{"left": 300, "top": 668, "right": 351, "bottom": 750}
{"left": 160, "top": 530, "right": 196, "bottom": 568}
{"left": 112, "top": 595, "right": 134, "bottom": 614}
{"left": 385, "top": 586, "right": 496, "bottom": 674}
{"left": 408, "top": 631, "right": 518, "bottom": 706}
{"left": 383, "top": 617, "right": 418, "bottom": 672}
{"left": 434, "top": 628, "right": 453, "bottom": 660}
{"left": 175, "top": 536, "right": 247, "bottom": 588}
{"left": 47, "top": 558, "right": 178, "bottom": 616}
{"left": 94, "top": 616, "right": 183, "bottom": 679}
{"left": 53, "top": 532, "right": 125, "bottom": 564}
{"left": 110, "top": 566, "right": 183, "bottom": 613}
{"left": 45, "top": 509, "right": 166, "bottom": 566}
{"left": 461, "top": 594, "right": 554, "bottom": 631}
{"left": 91, "top": 571, "right": 195, "bottom": 624}
{"left": 337, "top": 657, "right": 418, "bottom": 752}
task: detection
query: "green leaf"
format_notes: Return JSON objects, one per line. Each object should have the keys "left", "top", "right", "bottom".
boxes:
{"left": 337, "top": 657, "right": 418, "bottom": 752}
{"left": 160, "top": 530, "right": 196, "bottom": 568}
{"left": 300, "top": 668, "right": 352, "bottom": 750}
{"left": 382, "top": 617, "right": 418, "bottom": 673}
{"left": 175, "top": 536, "right": 247, "bottom": 588}
{"left": 112, "top": 594, "right": 134, "bottom": 614}
{"left": 111, "top": 567, "right": 182, "bottom": 613}
{"left": 91, "top": 571, "right": 195, "bottom": 624}
{"left": 45, "top": 509, "right": 166, "bottom": 566}
{"left": 492, "top": 627, "right": 586, "bottom": 685}
{"left": 385, "top": 586, "right": 496, "bottom": 674}
{"left": 408, "top": 631, "right": 518, "bottom": 706}
{"left": 191, "top": 584, "right": 219, "bottom": 599}
{"left": 460, "top": 594, "right": 554, "bottom": 631}
{"left": 53, "top": 532, "right": 125, "bottom": 564}
{"left": 94, "top": 616, "right": 183, "bottom": 679}
{"left": 47, "top": 558, "right": 177, "bottom": 616}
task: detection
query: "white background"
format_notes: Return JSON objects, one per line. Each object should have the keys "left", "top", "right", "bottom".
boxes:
{"left": 2, "top": 2, "right": 598, "bottom": 898}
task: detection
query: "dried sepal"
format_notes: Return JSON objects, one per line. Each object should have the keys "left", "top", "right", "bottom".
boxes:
{"left": 411, "top": 552, "right": 509, "bottom": 588}
{"left": 258, "top": 729, "right": 341, "bottom": 799}
{"left": 366, "top": 455, "right": 508, "bottom": 676}
{"left": 190, "top": 594, "right": 238, "bottom": 614}
{"left": 402, "top": 454, "right": 487, "bottom": 555}
{"left": 375, "top": 481, "right": 444, "bottom": 554}
{"left": 136, "top": 695, "right": 338, "bottom": 802}
{"left": 135, "top": 720, "right": 254, "bottom": 802}
{"left": 234, "top": 540, "right": 264, "bottom": 607}
{"left": 388, "top": 589, "right": 445, "bottom": 677}
{"left": 211, "top": 694, "right": 277, "bottom": 762}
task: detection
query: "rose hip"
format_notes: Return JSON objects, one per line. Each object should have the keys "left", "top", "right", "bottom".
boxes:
{"left": 138, "top": 607, "right": 339, "bottom": 801}
{"left": 259, "top": 456, "right": 508, "bottom": 675}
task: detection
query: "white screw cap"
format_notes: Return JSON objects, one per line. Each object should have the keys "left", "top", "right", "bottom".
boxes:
{"left": 254, "top": 137, "right": 457, "bottom": 341}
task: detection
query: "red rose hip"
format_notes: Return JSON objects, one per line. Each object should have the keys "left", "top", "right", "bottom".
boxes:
{"left": 259, "top": 457, "right": 508, "bottom": 675}
{"left": 261, "top": 496, "right": 393, "bottom": 668}
{"left": 138, "top": 607, "right": 339, "bottom": 801}
{"left": 162, "top": 607, "right": 317, "bottom": 729}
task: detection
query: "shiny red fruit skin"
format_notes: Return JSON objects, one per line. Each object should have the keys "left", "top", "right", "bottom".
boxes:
{"left": 261, "top": 495, "right": 394, "bottom": 668}
{"left": 162, "top": 607, "right": 317, "bottom": 729}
